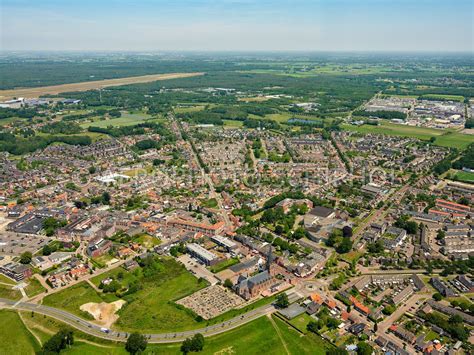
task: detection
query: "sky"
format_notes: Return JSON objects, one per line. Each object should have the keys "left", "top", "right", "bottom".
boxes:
{"left": 1, "top": 0, "right": 473, "bottom": 52}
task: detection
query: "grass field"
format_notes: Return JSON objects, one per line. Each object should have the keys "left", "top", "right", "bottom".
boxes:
{"left": 174, "top": 105, "right": 207, "bottom": 113}
{"left": 90, "top": 258, "right": 208, "bottom": 333}
{"left": 0, "top": 310, "right": 41, "bottom": 354}
{"left": 342, "top": 122, "right": 473, "bottom": 150}
{"left": 453, "top": 170, "right": 474, "bottom": 183}
{"left": 0, "top": 273, "right": 15, "bottom": 284}
{"left": 223, "top": 119, "right": 244, "bottom": 127}
{"left": 25, "top": 278, "right": 47, "bottom": 298}
{"left": 287, "top": 313, "right": 314, "bottom": 334}
{"left": 80, "top": 112, "right": 155, "bottom": 128}
{"left": 0, "top": 283, "right": 22, "bottom": 300}
{"left": 3, "top": 310, "right": 334, "bottom": 355}
{"left": 209, "top": 257, "right": 240, "bottom": 273}
{"left": 43, "top": 282, "right": 118, "bottom": 320}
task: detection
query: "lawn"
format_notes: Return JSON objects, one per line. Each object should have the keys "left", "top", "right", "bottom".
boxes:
{"left": 134, "top": 233, "right": 161, "bottom": 248}
{"left": 0, "top": 310, "right": 41, "bottom": 354}
{"left": 209, "top": 257, "right": 240, "bottom": 273}
{"left": 342, "top": 122, "right": 473, "bottom": 150}
{"left": 25, "top": 277, "right": 47, "bottom": 298}
{"left": 287, "top": 313, "right": 314, "bottom": 334}
{"left": 43, "top": 282, "right": 118, "bottom": 320}
{"left": 453, "top": 170, "right": 474, "bottom": 183}
{"left": 200, "top": 197, "right": 218, "bottom": 208}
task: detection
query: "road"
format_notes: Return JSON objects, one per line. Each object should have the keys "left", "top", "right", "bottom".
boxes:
{"left": 0, "top": 292, "right": 301, "bottom": 343}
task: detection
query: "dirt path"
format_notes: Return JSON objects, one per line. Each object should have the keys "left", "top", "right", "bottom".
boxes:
{"left": 0, "top": 72, "right": 204, "bottom": 100}
{"left": 267, "top": 315, "right": 290, "bottom": 355}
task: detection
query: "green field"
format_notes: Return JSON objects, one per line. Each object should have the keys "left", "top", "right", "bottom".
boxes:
{"left": 2, "top": 310, "right": 334, "bottom": 355}
{"left": 223, "top": 119, "right": 244, "bottom": 127}
{"left": 0, "top": 310, "right": 41, "bottom": 354}
{"left": 43, "top": 282, "right": 118, "bottom": 320}
{"left": 0, "top": 283, "right": 22, "bottom": 300}
{"left": 0, "top": 273, "right": 15, "bottom": 284}
{"left": 209, "top": 257, "right": 240, "bottom": 273}
{"left": 90, "top": 257, "right": 208, "bottom": 333}
{"left": 80, "top": 112, "right": 158, "bottom": 128}
{"left": 25, "top": 278, "right": 47, "bottom": 298}
{"left": 287, "top": 313, "right": 314, "bottom": 334}
{"left": 342, "top": 122, "right": 474, "bottom": 150}
{"left": 453, "top": 170, "right": 474, "bottom": 183}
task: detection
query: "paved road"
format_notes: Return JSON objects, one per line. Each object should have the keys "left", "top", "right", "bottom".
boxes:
{"left": 0, "top": 292, "right": 301, "bottom": 343}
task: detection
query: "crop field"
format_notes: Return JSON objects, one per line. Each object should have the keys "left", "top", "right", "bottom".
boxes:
{"left": 0, "top": 72, "right": 204, "bottom": 100}
{"left": 342, "top": 123, "right": 474, "bottom": 150}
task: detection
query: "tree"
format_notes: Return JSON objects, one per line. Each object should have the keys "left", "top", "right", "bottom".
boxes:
{"left": 275, "top": 293, "right": 289, "bottom": 308}
{"left": 336, "top": 237, "right": 353, "bottom": 254}
{"left": 342, "top": 226, "right": 353, "bottom": 238}
{"left": 41, "top": 329, "right": 74, "bottom": 354}
{"left": 223, "top": 279, "right": 233, "bottom": 289}
{"left": 357, "top": 341, "right": 374, "bottom": 355}
{"left": 181, "top": 333, "right": 204, "bottom": 354}
{"left": 307, "top": 320, "right": 319, "bottom": 334}
{"left": 433, "top": 293, "right": 443, "bottom": 301}
{"left": 125, "top": 332, "right": 148, "bottom": 354}
{"left": 42, "top": 244, "right": 52, "bottom": 256}
{"left": 20, "top": 251, "right": 32, "bottom": 264}
{"left": 88, "top": 166, "right": 96, "bottom": 174}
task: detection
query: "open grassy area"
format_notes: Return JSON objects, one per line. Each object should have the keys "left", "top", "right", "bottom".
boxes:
{"left": 134, "top": 233, "right": 161, "bottom": 248}
{"left": 0, "top": 310, "right": 41, "bottom": 354}
{"left": 342, "top": 122, "right": 473, "bottom": 150}
{"left": 287, "top": 312, "right": 314, "bottom": 334}
{"left": 3, "top": 309, "right": 334, "bottom": 355}
{"left": 43, "top": 282, "right": 118, "bottom": 320}
{"left": 90, "top": 257, "right": 208, "bottom": 333}
{"left": 174, "top": 105, "right": 207, "bottom": 113}
{"left": 209, "top": 257, "right": 240, "bottom": 273}
{"left": 0, "top": 273, "right": 15, "bottom": 284}
{"left": 25, "top": 277, "right": 47, "bottom": 298}
{"left": 0, "top": 283, "right": 22, "bottom": 300}
{"left": 80, "top": 112, "right": 156, "bottom": 128}
{"left": 223, "top": 119, "right": 244, "bottom": 127}
{"left": 453, "top": 170, "right": 474, "bottom": 183}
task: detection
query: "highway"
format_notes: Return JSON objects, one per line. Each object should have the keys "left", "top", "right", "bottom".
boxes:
{"left": 0, "top": 292, "right": 300, "bottom": 344}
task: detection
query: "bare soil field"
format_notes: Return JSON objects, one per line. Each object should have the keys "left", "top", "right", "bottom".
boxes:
{"left": 0, "top": 72, "right": 204, "bottom": 100}
{"left": 80, "top": 300, "right": 126, "bottom": 328}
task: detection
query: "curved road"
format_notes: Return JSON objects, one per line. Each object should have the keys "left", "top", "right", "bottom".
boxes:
{"left": 0, "top": 296, "right": 290, "bottom": 344}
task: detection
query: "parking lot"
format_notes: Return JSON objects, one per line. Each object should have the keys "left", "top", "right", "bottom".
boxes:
{"left": 0, "top": 233, "right": 51, "bottom": 256}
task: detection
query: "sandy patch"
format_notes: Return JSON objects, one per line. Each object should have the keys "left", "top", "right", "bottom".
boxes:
{"left": 80, "top": 300, "right": 126, "bottom": 328}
